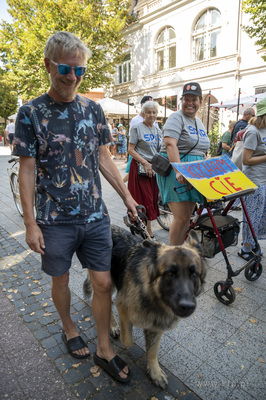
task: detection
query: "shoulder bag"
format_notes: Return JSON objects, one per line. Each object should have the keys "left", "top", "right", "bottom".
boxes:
{"left": 137, "top": 162, "right": 148, "bottom": 176}
{"left": 152, "top": 120, "right": 200, "bottom": 176}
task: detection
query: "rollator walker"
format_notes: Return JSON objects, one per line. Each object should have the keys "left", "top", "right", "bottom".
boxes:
{"left": 175, "top": 155, "right": 263, "bottom": 305}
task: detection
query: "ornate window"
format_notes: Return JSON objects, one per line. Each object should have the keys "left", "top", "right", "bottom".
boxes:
{"left": 117, "top": 53, "right": 131, "bottom": 84}
{"left": 155, "top": 27, "right": 176, "bottom": 72}
{"left": 192, "top": 9, "right": 221, "bottom": 62}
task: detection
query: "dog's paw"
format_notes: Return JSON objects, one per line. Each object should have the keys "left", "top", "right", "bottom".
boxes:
{"left": 147, "top": 365, "right": 168, "bottom": 389}
{"left": 110, "top": 325, "right": 120, "bottom": 339}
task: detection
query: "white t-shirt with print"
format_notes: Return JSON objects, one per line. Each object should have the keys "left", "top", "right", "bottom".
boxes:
{"left": 160, "top": 110, "right": 210, "bottom": 156}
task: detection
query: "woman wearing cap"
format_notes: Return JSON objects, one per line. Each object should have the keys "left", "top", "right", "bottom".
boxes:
{"left": 238, "top": 97, "right": 266, "bottom": 260}
{"left": 157, "top": 82, "right": 210, "bottom": 245}
{"left": 117, "top": 123, "right": 127, "bottom": 160}
{"left": 128, "top": 100, "right": 162, "bottom": 239}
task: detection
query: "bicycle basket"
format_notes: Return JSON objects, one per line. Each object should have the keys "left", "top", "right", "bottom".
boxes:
{"left": 196, "top": 213, "right": 240, "bottom": 258}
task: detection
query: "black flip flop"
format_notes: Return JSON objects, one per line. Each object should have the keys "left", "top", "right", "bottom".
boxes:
{"left": 93, "top": 353, "right": 130, "bottom": 383}
{"left": 62, "top": 331, "right": 90, "bottom": 359}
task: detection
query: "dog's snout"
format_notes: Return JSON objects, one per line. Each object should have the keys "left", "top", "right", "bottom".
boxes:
{"left": 178, "top": 299, "right": 196, "bottom": 317}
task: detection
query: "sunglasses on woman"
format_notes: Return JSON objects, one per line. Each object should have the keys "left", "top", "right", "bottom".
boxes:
{"left": 50, "top": 60, "right": 87, "bottom": 77}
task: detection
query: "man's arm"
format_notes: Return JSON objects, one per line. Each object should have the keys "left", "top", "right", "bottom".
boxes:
{"left": 19, "top": 156, "right": 45, "bottom": 255}
{"left": 99, "top": 145, "right": 138, "bottom": 217}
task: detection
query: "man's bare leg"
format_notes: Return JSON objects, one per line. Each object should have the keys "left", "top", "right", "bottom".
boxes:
{"left": 89, "top": 270, "right": 128, "bottom": 379}
{"left": 52, "top": 272, "right": 90, "bottom": 357}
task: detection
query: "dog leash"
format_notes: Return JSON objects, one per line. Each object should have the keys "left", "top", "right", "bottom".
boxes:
{"left": 123, "top": 205, "right": 153, "bottom": 240}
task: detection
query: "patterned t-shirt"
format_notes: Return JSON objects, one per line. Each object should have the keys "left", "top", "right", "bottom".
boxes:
{"left": 13, "top": 94, "right": 110, "bottom": 225}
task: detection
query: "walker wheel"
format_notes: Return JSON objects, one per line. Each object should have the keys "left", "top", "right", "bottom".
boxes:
{"left": 244, "top": 262, "right": 262, "bottom": 281}
{"left": 214, "top": 281, "right": 236, "bottom": 305}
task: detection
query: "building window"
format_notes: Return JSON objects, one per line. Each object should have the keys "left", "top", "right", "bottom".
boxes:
{"left": 154, "top": 95, "right": 177, "bottom": 111}
{"left": 255, "top": 87, "right": 266, "bottom": 94}
{"left": 117, "top": 53, "right": 131, "bottom": 84}
{"left": 155, "top": 27, "right": 176, "bottom": 72}
{"left": 192, "top": 9, "right": 221, "bottom": 62}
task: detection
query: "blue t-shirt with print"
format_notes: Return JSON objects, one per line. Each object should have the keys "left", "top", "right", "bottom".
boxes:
{"left": 13, "top": 94, "right": 110, "bottom": 225}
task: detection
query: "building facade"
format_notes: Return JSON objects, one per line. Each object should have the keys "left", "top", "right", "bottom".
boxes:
{"left": 107, "top": 0, "right": 266, "bottom": 131}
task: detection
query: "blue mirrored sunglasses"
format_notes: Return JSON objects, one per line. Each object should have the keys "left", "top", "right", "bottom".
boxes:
{"left": 50, "top": 60, "right": 87, "bottom": 77}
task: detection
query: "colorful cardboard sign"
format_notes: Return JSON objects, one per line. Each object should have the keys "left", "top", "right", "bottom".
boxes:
{"left": 172, "top": 155, "right": 257, "bottom": 200}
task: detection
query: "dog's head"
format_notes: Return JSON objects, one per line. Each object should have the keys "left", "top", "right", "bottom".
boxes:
{"left": 143, "top": 230, "right": 206, "bottom": 318}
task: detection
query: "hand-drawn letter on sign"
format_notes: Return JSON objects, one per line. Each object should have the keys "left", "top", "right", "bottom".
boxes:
{"left": 172, "top": 155, "right": 257, "bottom": 200}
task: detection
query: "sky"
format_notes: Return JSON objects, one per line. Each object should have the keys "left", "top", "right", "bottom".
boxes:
{"left": 0, "top": 0, "right": 12, "bottom": 23}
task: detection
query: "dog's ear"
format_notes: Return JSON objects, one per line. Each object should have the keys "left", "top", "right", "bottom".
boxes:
{"left": 142, "top": 239, "right": 159, "bottom": 248}
{"left": 186, "top": 230, "right": 207, "bottom": 292}
{"left": 142, "top": 240, "right": 161, "bottom": 282}
{"left": 185, "top": 230, "right": 202, "bottom": 253}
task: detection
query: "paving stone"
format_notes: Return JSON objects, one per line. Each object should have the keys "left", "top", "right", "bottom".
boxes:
{"left": 41, "top": 335, "right": 58, "bottom": 349}
{"left": 63, "top": 368, "right": 84, "bottom": 384}
{"left": 46, "top": 345, "right": 65, "bottom": 359}
{"left": 73, "top": 380, "right": 98, "bottom": 399}
{"left": 34, "top": 327, "right": 51, "bottom": 340}
{"left": 55, "top": 355, "right": 76, "bottom": 372}
{"left": 127, "top": 344, "right": 144, "bottom": 361}
{"left": 166, "top": 373, "right": 188, "bottom": 397}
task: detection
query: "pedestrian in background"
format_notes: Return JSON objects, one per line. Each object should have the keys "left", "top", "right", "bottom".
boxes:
{"left": 123, "top": 95, "right": 158, "bottom": 183}
{"left": 117, "top": 123, "right": 127, "bottom": 160}
{"left": 230, "top": 108, "right": 255, "bottom": 156}
{"left": 238, "top": 97, "right": 266, "bottom": 260}
{"left": 4, "top": 119, "right": 15, "bottom": 152}
{"left": 221, "top": 120, "right": 236, "bottom": 155}
{"left": 110, "top": 122, "right": 118, "bottom": 159}
{"left": 13, "top": 31, "right": 137, "bottom": 383}
{"left": 128, "top": 100, "right": 162, "bottom": 239}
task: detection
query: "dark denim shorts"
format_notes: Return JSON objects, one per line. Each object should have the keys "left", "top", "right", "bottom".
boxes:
{"left": 39, "top": 216, "right": 112, "bottom": 277}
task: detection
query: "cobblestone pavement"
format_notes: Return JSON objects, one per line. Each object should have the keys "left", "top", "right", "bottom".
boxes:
{"left": 0, "top": 143, "right": 265, "bottom": 400}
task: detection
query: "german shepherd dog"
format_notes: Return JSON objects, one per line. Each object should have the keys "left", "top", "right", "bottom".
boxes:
{"left": 84, "top": 226, "right": 206, "bottom": 388}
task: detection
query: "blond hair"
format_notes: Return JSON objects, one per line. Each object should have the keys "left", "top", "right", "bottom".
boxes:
{"left": 44, "top": 31, "right": 92, "bottom": 63}
{"left": 228, "top": 120, "right": 236, "bottom": 131}
{"left": 249, "top": 115, "right": 266, "bottom": 130}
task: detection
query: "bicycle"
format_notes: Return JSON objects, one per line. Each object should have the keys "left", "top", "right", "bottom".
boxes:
{"left": 7, "top": 157, "right": 24, "bottom": 217}
{"left": 157, "top": 194, "right": 209, "bottom": 232}
{"left": 157, "top": 194, "right": 174, "bottom": 231}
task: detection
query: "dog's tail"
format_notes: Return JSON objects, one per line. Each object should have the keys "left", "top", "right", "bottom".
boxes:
{"left": 83, "top": 275, "right": 93, "bottom": 299}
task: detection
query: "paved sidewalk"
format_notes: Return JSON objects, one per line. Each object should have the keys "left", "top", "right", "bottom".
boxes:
{"left": 0, "top": 143, "right": 265, "bottom": 400}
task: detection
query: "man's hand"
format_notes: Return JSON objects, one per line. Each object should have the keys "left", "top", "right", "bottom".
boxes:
{"left": 124, "top": 195, "right": 138, "bottom": 221}
{"left": 25, "top": 223, "right": 45, "bottom": 255}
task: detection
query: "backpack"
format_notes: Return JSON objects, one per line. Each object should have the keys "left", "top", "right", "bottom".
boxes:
{"left": 216, "top": 140, "right": 223, "bottom": 156}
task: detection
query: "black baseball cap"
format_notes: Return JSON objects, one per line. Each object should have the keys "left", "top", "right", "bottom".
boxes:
{"left": 182, "top": 82, "right": 202, "bottom": 97}
{"left": 141, "top": 95, "right": 153, "bottom": 104}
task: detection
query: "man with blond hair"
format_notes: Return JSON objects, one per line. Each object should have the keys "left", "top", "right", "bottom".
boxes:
{"left": 13, "top": 31, "right": 137, "bottom": 383}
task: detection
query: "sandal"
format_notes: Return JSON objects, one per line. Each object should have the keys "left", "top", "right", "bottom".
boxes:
{"left": 93, "top": 353, "right": 130, "bottom": 383}
{"left": 62, "top": 331, "right": 90, "bottom": 359}
{"left": 237, "top": 249, "right": 254, "bottom": 261}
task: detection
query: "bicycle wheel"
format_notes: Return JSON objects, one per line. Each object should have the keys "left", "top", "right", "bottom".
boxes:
{"left": 10, "top": 172, "right": 23, "bottom": 217}
{"left": 157, "top": 203, "right": 173, "bottom": 231}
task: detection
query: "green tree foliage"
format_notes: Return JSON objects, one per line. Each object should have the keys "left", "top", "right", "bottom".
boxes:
{"left": 0, "top": 69, "right": 18, "bottom": 122}
{"left": 242, "top": 0, "right": 266, "bottom": 61}
{"left": 208, "top": 121, "right": 222, "bottom": 157}
{"left": 0, "top": 0, "right": 133, "bottom": 100}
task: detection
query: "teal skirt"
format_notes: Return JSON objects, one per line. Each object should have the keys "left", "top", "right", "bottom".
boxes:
{"left": 156, "top": 153, "right": 205, "bottom": 205}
